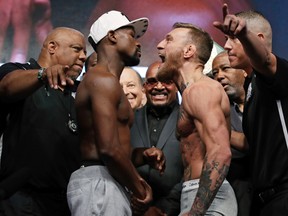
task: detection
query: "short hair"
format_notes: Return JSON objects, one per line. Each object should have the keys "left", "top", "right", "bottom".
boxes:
{"left": 236, "top": 10, "right": 272, "bottom": 50}
{"left": 172, "top": 22, "right": 213, "bottom": 64}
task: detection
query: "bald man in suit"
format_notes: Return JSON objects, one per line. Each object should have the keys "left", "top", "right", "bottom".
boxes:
{"left": 130, "top": 61, "right": 183, "bottom": 216}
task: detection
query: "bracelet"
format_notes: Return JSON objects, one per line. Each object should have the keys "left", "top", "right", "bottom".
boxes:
{"left": 37, "top": 68, "right": 46, "bottom": 83}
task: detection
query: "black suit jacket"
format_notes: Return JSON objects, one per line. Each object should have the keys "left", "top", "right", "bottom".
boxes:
{"left": 130, "top": 103, "right": 183, "bottom": 215}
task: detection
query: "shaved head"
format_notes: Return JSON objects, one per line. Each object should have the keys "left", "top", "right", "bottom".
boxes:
{"left": 236, "top": 10, "right": 272, "bottom": 50}
{"left": 43, "top": 27, "right": 84, "bottom": 48}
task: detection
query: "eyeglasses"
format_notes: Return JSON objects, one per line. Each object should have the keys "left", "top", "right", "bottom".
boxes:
{"left": 145, "top": 77, "right": 174, "bottom": 87}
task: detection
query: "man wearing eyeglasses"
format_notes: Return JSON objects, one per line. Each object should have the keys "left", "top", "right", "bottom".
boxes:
{"left": 130, "top": 61, "right": 183, "bottom": 216}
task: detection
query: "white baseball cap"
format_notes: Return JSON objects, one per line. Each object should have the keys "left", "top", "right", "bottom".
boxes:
{"left": 89, "top": 10, "right": 149, "bottom": 45}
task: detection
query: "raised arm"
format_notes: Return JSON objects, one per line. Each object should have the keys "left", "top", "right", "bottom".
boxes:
{"left": 213, "top": 3, "right": 277, "bottom": 77}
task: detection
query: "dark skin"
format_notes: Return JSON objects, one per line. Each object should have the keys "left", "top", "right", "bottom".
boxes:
{"left": 137, "top": 61, "right": 178, "bottom": 216}
{"left": 0, "top": 27, "right": 86, "bottom": 102}
{"left": 212, "top": 52, "right": 249, "bottom": 152}
{"left": 76, "top": 27, "right": 165, "bottom": 215}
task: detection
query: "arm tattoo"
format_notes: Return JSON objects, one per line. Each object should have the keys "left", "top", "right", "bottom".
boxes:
{"left": 190, "top": 156, "right": 229, "bottom": 215}
{"left": 184, "top": 164, "right": 193, "bottom": 180}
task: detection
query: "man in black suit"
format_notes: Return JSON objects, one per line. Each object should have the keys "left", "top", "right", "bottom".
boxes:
{"left": 130, "top": 61, "right": 183, "bottom": 216}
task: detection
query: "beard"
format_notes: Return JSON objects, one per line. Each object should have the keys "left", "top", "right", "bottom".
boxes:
{"left": 124, "top": 55, "right": 140, "bottom": 66}
{"left": 157, "top": 50, "right": 183, "bottom": 90}
{"left": 123, "top": 48, "right": 141, "bottom": 66}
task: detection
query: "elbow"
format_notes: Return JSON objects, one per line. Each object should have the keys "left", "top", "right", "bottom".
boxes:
{"left": 224, "top": 150, "right": 232, "bottom": 164}
{"left": 242, "top": 137, "right": 250, "bottom": 152}
{"left": 0, "top": 88, "right": 12, "bottom": 103}
{"left": 0, "top": 78, "right": 16, "bottom": 102}
{"left": 208, "top": 145, "right": 232, "bottom": 165}
{"left": 218, "top": 148, "right": 232, "bottom": 165}
{"left": 0, "top": 82, "right": 8, "bottom": 99}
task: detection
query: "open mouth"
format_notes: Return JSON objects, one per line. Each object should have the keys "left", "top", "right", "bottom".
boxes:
{"left": 158, "top": 54, "right": 165, "bottom": 62}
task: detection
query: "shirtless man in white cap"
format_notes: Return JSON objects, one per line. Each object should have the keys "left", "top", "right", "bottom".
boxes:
{"left": 67, "top": 11, "right": 165, "bottom": 216}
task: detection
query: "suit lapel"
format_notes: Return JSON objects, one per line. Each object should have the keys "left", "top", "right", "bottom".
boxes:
{"left": 134, "top": 108, "right": 150, "bottom": 148}
{"left": 156, "top": 104, "right": 179, "bottom": 150}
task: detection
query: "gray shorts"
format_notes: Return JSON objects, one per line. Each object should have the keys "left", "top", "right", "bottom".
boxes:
{"left": 179, "top": 179, "right": 237, "bottom": 216}
{"left": 67, "top": 166, "right": 132, "bottom": 216}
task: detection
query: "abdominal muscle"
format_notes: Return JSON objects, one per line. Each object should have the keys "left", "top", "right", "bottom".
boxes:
{"left": 78, "top": 89, "right": 134, "bottom": 162}
{"left": 80, "top": 125, "right": 132, "bottom": 162}
{"left": 180, "top": 132, "right": 205, "bottom": 182}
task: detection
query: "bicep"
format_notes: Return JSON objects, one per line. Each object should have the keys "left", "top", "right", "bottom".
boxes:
{"left": 197, "top": 107, "right": 229, "bottom": 150}
{"left": 186, "top": 89, "right": 230, "bottom": 151}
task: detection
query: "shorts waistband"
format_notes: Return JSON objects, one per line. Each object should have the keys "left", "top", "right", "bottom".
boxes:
{"left": 80, "top": 160, "right": 105, "bottom": 167}
{"left": 182, "top": 179, "right": 229, "bottom": 191}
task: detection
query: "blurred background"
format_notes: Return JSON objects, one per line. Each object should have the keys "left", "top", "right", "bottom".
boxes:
{"left": 0, "top": 0, "right": 287, "bottom": 67}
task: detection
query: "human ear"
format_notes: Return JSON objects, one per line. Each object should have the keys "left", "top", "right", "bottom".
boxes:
{"left": 48, "top": 41, "right": 57, "bottom": 54}
{"left": 107, "top": 30, "right": 117, "bottom": 44}
{"left": 257, "top": 33, "right": 265, "bottom": 42}
{"left": 183, "top": 44, "right": 196, "bottom": 58}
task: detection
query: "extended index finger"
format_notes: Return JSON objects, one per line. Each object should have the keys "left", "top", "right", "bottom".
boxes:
{"left": 222, "top": 3, "right": 229, "bottom": 20}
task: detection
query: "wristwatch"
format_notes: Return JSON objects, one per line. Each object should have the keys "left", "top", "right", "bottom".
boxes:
{"left": 37, "top": 67, "right": 46, "bottom": 83}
